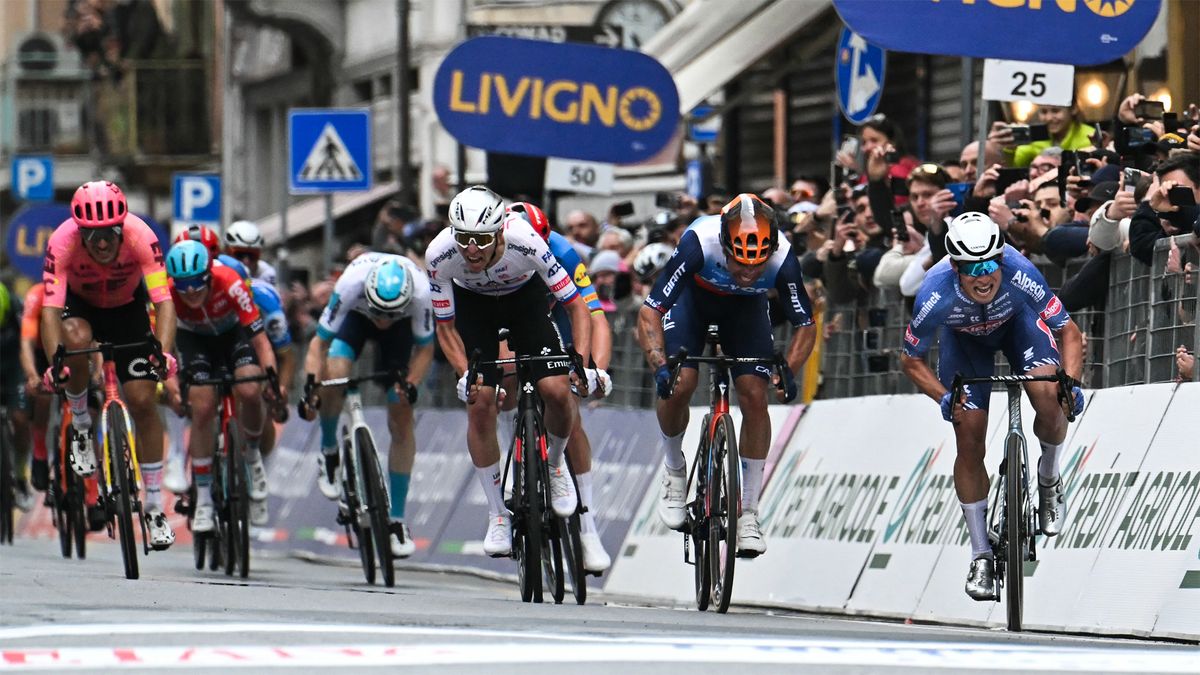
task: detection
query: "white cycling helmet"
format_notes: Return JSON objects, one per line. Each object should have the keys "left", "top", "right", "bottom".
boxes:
{"left": 449, "top": 185, "right": 505, "bottom": 233}
{"left": 633, "top": 242, "right": 674, "bottom": 280}
{"left": 225, "top": 220, "right": 264, "bottom": 252}
{"left": 364, "top": 257, "right": 414, "bottom": 314}
{"left": 944, "top": 212, "right": 1004, "bottom": 262}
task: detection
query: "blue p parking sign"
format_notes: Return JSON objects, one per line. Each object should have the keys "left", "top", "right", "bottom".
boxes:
{"left": 11, "top": 156, "right": 54, "bottom": 202}
{"left": 173, "top": 173, "right": 221, "bottom": 226}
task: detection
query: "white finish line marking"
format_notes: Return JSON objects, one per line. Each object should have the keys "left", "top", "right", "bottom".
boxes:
{"left": 0, "top": 624, "right": 1195, "bottom": 671}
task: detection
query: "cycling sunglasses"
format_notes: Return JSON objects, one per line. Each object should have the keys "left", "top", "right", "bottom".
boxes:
{"left": 959, "top": 259, "right": 1000, "bottom": 277}
{"left": 173, "top": 272, "right": 211, "bottom": 293}
{"left": 452, "top": 229, "right": 497, "bottom": 249}
{"left": 81, "top": 226, "right": 122, "bottom": 245}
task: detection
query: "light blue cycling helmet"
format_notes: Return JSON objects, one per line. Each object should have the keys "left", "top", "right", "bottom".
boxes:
{"left": 217, "top": 253, "right": 250, "bottom": 280}
{"left": 365, "top": 258, "right": 413, "bottom": 314}
{"left": 166, "top": 240, "right": 211, "bottom": 279}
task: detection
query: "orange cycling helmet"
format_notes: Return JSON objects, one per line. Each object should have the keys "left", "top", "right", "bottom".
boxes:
{"left": 71, "top": 181, "right": 127, "bottom": 228}
{"left": 173, "top": 224, "right": 221, "bottom": 258}
{"left": 507, "top": 202, "right": 551, "bottom": 242}
{"left": 719, "top": 193, "right": 778, "bottom": 265}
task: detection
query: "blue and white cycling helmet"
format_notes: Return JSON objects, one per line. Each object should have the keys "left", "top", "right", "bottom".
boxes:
{"left": 365, "top": 258, "right": 414, "bottom": 314}
{"left": 945, "top": 212, "right": 1004, "bottom": 262}
{"left": 166, "top": 240, "right": 211, "bottom": 279}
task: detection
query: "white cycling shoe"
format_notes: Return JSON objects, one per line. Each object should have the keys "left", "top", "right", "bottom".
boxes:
{"left": 69, "top": 428, "right": 97, "bottom": 477}
{"left": 390, "top": 521, "right": 415, "bottom": 558}
{"left": 483, "top": 514, "right": 512, "bottom": 557}
{"left": 247, "top": 457, "right": 269, "bottom": 501}
{"left": 657, "top": 466, "right": 687, "bottom": 531}
{"left": 192, "top": 502, "right": 215, "bottom": 533}
{"left": 145, "top": 509, "right": 175, "bottom": 550}
{"left": 579, "top": 530, "right": 611, "bottom": 573}
{"left": 737, "top": 509, "right": 767, "bottom": 558}
{"left": 316, "top": 454, "right": 341, "bottom": 501}
{"left": 250, "top": 498, "right": 269, "bottom": 527}
{"left": 548, "top": 462, "right": 578, "bottom": 518}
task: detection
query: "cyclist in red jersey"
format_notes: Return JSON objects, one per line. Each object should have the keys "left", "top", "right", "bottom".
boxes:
{"left": 174, "top": 224, "right": 221, "bottom": 259}
{"left": 40, "top": 181, "right": 179, "bottom": 549}
{"left": 163, "top": 241, "right": 280, "bottom": 531}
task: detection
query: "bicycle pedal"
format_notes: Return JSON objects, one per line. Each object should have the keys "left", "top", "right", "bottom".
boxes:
{"left": 736, "top": 549, "right": 762, "bottom": 560}
{"left": 335, "top": 511, "right": 351, "bottom": 526}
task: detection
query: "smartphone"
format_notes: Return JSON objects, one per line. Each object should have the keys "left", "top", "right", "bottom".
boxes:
{"left": 994, "top": 167, "right": 1027, "bottom": 194}
{"left": 890, "top": 176, "right": 909, "bottom": 197}
{"left": 946, "top": 182, "right": 972, "bottom": 205}
{"left": 889, "top": 208, "right": 909, "bottom": 242}
{"left": 1163, "top": 112, "right": 1179, "bottom": 129}
{"left": 1122, "top": 167, "right": 1145, "bottom": 193}
{"left": 1124, "top": 126, "right": 1156, "bottom": 149}
{"left": 884, "top": 150, "right": 900, "bottom": 163}
{"left": 1133, "top": 100, "right": 1165, "bottom": 120}
{"left": 654, "top": 191, "right": 680, "bottom": 210}
{"left": 838, "top": 135, "right": 859, "bottom": 158}
{"left": 1008, "top": 124, "right": 1032, "bottom": 145}
{"left": 611, "top": 200, "right": 635, "bottom": 218}
{"left": 1029, "top": 123, "right": 1051, "bottom": 142}
{"left": 1168, "top": 185, "right": 1197, "bottom": 208}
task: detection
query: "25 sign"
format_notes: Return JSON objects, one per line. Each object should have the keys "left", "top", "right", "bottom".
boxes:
{"left": 981, "top": 59, "right": 1074, "bottom": 107}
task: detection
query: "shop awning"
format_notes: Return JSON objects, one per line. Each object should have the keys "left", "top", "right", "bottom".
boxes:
{"left": 257, "top": 181, "right": 399, "bottom": 245}
{"left": 644, "top": 0, "right": 830, "bottom": 113}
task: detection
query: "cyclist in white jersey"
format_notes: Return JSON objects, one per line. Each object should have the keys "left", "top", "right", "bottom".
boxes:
{"left": 300, "top": 252, "right": 434, "bottom": 557}
{"left": 425, "top": 186, "right": 592, "bottom": 558}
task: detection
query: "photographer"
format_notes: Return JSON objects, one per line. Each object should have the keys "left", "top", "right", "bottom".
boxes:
{"left": 992, "top": 103, "right": 1095, "bottom": 168}
{"left": 1126, "top": 152, "right": 1200, "bottom": 266}
{"left": 836, "top": 113, "right": 920, "bottom": 193}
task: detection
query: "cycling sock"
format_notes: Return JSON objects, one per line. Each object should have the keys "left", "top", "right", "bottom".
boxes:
{"left": 32, "top": 427, "right": 47, "bottom": 462}
{"left": 193, "top": 457, "right": 213, "bottom": 506}
{"left": 67, "top": 390, "right": 90, "bottom": 430}
{"left": 389, "top": 472, "right": 410, "bottom": 520}
{"left": 142, "top": 462, "right": 164, "bottom": 512}
{"left": 475, "top": 462, "right": 506, "bottom": 517}
{"left": 1038, "top": 440, "right": 1062, "bottom": 485}
{"left": 576, "top": 471, "right": 597, "bottom": 533}
{"left": 496, "top": 412, "right": 516, "bottom": 449}
{"left": 547, "top": 432, "right": 568, "bottom": 468}
{"left": 960, "top": 499, "right": 991, "bottom": 558}
{"left": 244, "top": 444, "right": 262, "bottom": 464}
{"left": 741, "top": 458, "right": 766, "bottom": 512}
{"left": 319, "top": 415, "right": 339, "bottom": 454}
{"left": 662, "top": 430, "right": 686, "bottom": 473}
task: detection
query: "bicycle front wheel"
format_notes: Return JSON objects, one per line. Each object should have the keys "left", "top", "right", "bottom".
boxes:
{"left": 0, "top": 414, "right": 15, "bottom": 545}
{"left": 68, "top": 467, "right": 87, "bottom": 559}
{"left": 358, "top": 428, "right": 395, "bottom": 589}
{"left": 106, "top": 405, "right": 140, "bottom": 580}
{"left": 1004, "top": 432, "right": 1027, "bottom": 632}
{"left": 563, "top": 512, "right": 586, "bottom": 605}
{"left": 519, "top": 409, "right": 544, "bottom": 604}
{"left": 709, "top": 414, "right": 740, "bottom": 614}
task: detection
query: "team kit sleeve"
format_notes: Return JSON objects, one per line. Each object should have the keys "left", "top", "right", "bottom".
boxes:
{"left": 409, "top": 271, "right": 436, "bottom": 345}
{"left": 130, "top": 218, "right": 170, "bottom": 304}
{"left": 1018, "top": 258, "right": 1071, "bottom": 331}
{"left": 644, "top": 229, "right": 703, "bottom": 314}
{"left": 253, "top": 284, "right": 291, "bottom": 348}
{"left": 424, "top": 232, "right": 458, "bottom": 323}
{"left": 772, "top": 256, "right": 815, "bottom": 327}
{"left": 527, "top": 229, "right": 579, "bottom": 305}
{"left": 220, "top": 269, "right": 264, "bottom": 333}
{"left": 316, "top": 276, "right": 357, "bottom": 340}
{"left": 40, "top": 222, "right": 74, "bottom": 309}
{"left": 903, "top": 277, "right": 949, "bottom": 358}
{"left": 21, "top": 286, "right": 44, "bottom": 341}
{"left": 551, "top": 233, "right": 602, "bottom": 314}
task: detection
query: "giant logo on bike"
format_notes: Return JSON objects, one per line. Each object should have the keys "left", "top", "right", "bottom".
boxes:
{"left": 434, "top": 37, "right": 679, "bottom": 163}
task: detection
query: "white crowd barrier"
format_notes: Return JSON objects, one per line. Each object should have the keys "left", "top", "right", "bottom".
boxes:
{"left": 606, "top": 383, "right": 1200, "bottom": 641}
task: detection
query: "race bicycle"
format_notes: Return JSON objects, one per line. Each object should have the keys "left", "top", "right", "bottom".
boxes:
{"left": 666, "top": 326, "right": 788, "bottom": 614}
{"left": 0, "top": 405, "right": 15, "bottom": 544}
{"left": 468, "top": 332, "right": 588, "bottom": 605}
{"left": 950, "top": 369, "right": 1077, "bottom": 632}
{"left": 178, "top": 366, "right": 283, "bottom": 578}
{"left": 48, "top": 390, "right": 101, "bottom": 559}
{"left": 52, "top": 336, "right": 167, "bottom": 580}
{"left": 301, "top": 371, "right": 403, "bottom": 588}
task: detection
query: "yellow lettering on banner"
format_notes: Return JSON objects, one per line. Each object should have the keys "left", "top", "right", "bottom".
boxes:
{"left": 449, "top": 71, "right": 476, "bottom": 113}
{"left": 478, "top": 73, "right": 492, "bottom": 114}
{"left": 618, "top": 87, "right": 661, "bottom": 131}
{"left": 16, "top": 226, "right": 50, "bottom": 256}
{"left": 544, "top": 80, "right": 579, "bottom": 123}
{"left": 529, "top": 78, "right": 544, "bottom": 119}
{"left": 581, "top": 84, "right": 618, "bottom": 126}
{"left": 493, "top": 75, "right": 531, "bottom": 117}
{"left": 987, "top": 0, "right": 1025, "bottom": 7}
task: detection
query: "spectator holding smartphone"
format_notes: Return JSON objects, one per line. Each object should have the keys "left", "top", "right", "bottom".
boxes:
{"left": 992, "top": 103, "right": 1095, "bottom": 168}
{"left": 836, "top": 114, "right": 920, "bottom": 186}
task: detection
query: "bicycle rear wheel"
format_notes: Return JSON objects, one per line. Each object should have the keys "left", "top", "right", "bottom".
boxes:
{"left": 0, "top": 414, "right": 14, "bottom": 545}
{"left": 518, "top": 409, "right": 543, "bottom": 604}
{"left": 358, "top": 428, "right": 394, "bottom": 588}
{"left": 691, "top": 421, "right": 711, "bottom": 611}
{"left": 232, "top": 424, "right": 251, "bottom": 580}
{"left": 541, "top": 481, "right": 565, "bottom": 604}
{"left": 106, "top": 406, "right": 140, "bottom": 580}
{"left": 66, "top": 465, "right": 87, "bottom": 559}
{"left": 1004, "top": 432, "right": 1027, "bottom": 632}
{"left": 221, "top": 420, "right": 242, "bottom": 577}
{"left": 563, "top": 512, "right": 586, "bottom": 605}
{"left": 709, "top": 415, "right": 740, "bottom": 614}
{"left": 342, "top": 433, "right": 375, "bottom": 585}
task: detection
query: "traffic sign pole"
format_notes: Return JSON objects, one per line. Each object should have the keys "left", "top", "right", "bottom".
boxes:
{"left": 324, "top": 194, "right": 334, "bottom": 279}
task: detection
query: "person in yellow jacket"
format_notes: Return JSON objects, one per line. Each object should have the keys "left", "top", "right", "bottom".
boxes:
{"left": 993, "top": 104, "right": 1096, "bottom": 168}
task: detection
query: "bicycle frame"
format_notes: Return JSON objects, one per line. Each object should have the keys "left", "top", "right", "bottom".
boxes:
{"left": 342, "top": 385, "right": 376, "bottom": 530}
{"left": 97, "top": 357, "right": 142, "bottom": 501}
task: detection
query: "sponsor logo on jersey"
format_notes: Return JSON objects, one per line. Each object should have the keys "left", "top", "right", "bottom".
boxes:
{"left": 1011, "top": 269, "right": 1046, "bottom": 302}
{"left": 912, "top": 291, "right": 941, "bottom": 327}
{"left": 786, "top": 282, "right": 805, "bottom": 316}
{"left": 661, "top": 261, "right": 688, "bottom": 299}
{"left": 541, "top": 250, "right": 554, "bottom": 263}
{"left": 549, "top": 276, "right": 571, "bottom": 293}
{"left": 43, "top": 251, "right": 56, "bottom": 275}
{"left": 573, "top": 263, "right": 590, "bottom": 287}
{"left": 429, "top": 247, "right": 456, "bottom": 266}
{"left": 955, "top": 318, "right": 1008, "bottom": 336}
{"left": 904, "top": 325, "right": 920, "bottom": 347}
{"left": 1040, "top": 295, "right": 1063, "bottom": 321}
{"left": 547, "top": 262, "right": 562, "bottom": 277}
{"left": 150, "top": 241, "right": 164, "bottom": 265}
{"left": 432, "top": 298, "right": 451, "bottom": 309}
{"left": 509, "top": 243, "right": 537, "bottom": 257}
{"left": 229, "top": 281, "right": 254, "bottom": 314}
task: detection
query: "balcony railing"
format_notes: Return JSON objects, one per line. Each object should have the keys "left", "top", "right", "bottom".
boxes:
{"left": 95, "top": 59, "right": 213, "bottom": 161}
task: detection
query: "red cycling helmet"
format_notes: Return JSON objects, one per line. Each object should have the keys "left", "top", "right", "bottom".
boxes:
{"left": 508, "top": 202, "right": 551, "bottom": 242}
{"left": 173, "top": 224, "right": 221, "bottom": 259}
{"left": 71, "top": 181, "right": 128, "bottom": 228}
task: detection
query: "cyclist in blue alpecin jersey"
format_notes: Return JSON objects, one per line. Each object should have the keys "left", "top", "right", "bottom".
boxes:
{"left": 900, "top": 212, "right": 1085, "bottom": 602}
{"left": 638, "top": 194, "right": 816, "bottom": 557}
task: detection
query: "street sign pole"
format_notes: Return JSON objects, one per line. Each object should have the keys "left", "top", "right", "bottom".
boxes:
{"left": 323, "top": 194, "right": 334, "bottom": 279}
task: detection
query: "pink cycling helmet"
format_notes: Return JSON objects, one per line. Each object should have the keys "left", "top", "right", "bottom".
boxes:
{"left": 71, "top": 181, "right": 128, "bottom": 228}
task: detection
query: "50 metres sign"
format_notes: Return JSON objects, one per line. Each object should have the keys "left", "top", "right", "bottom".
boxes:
{"left": 434, "top": 36, "right": 679, "bottom": 164}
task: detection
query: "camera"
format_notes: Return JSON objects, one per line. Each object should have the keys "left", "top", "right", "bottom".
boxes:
{"left": 1007, "top": 123, "right": 1050, "bottom": 145}
{"left": 1168, "top": 185, "right": 1197, "bottom": 208}
{"left": 610, "top": 200, "right": 635, "bottom": 218}
{"left": 1124, "top": 126, "right": 1157, "bottom": 149}
{"left": 884, "top": 150, "right": 900, "bottom": 163}
{"left": 654, "top": 191, "right": 681, "bottom": 210}
{"left": 1133, "top": 100, "right": 1165, "bottom": 120}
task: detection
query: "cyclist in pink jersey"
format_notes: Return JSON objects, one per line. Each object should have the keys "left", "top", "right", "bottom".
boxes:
{"left": 40, "top": 180, "right": 179, "bottom": 550}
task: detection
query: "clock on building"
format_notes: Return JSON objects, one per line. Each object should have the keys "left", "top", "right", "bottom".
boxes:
{"left": 595, "top": 0, "right": 670, "bottom": 51}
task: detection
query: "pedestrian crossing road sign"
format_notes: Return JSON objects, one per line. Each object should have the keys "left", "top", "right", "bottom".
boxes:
{"left": 288, "top": 109, "right": 372, "bottom": 194}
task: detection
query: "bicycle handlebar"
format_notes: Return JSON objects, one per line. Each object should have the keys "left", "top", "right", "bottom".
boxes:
{"left": 465, "top": 347, "right": 585, "bottom": 398}
{"left": 52, "top": 335, "right": 166, "bottom": 387}
{"left": 182, "top": 366, "right": 286, "bottom": 422}
{"left": 315, "top": 369, "right": 407, "bottom": 389}
{"left": 664, "top": 347, "right": 790, "bottom": 399}
{"left": 950, "top": 369, "right": 1079, "bottom": 424}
